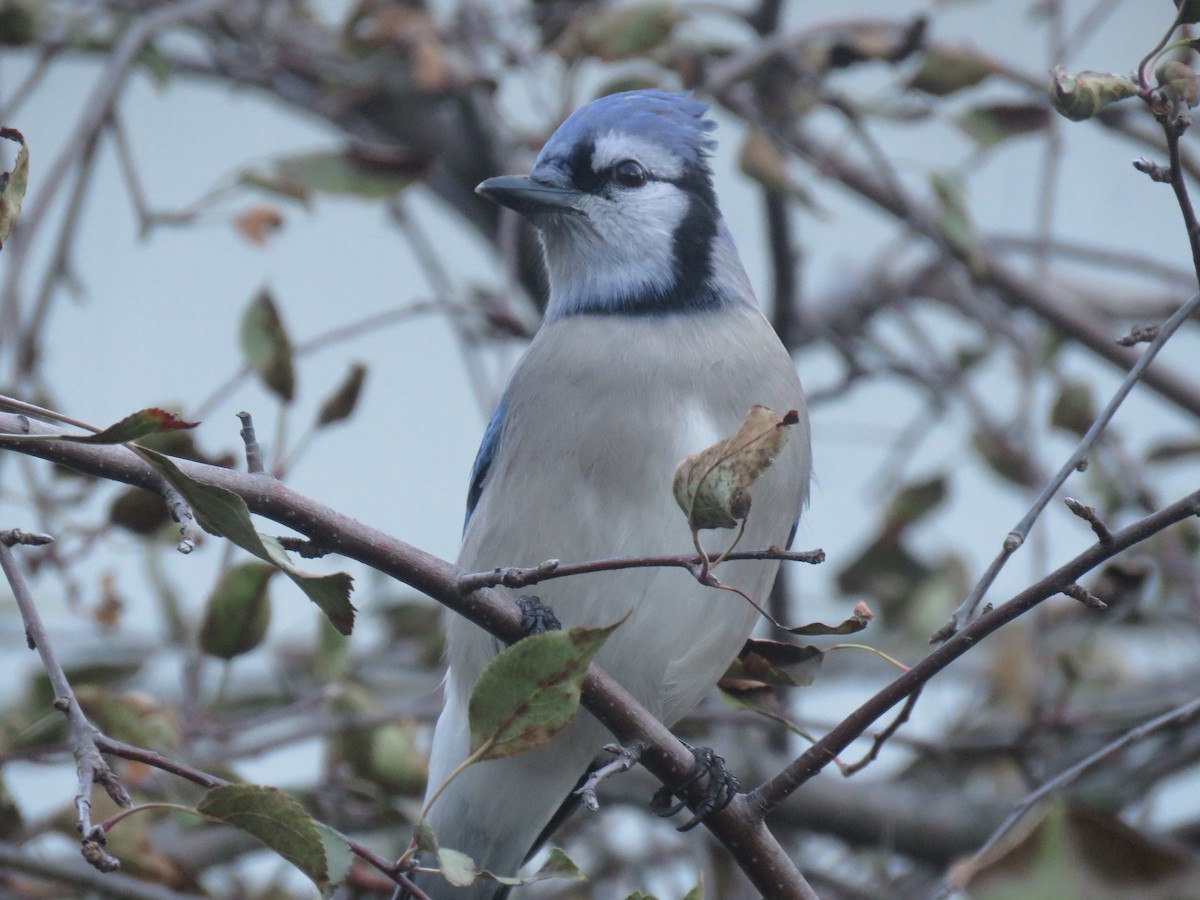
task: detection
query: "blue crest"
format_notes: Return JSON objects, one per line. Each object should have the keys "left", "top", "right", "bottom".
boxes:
{"left": 536, "top": 90, "right": 717, "bottom": 170}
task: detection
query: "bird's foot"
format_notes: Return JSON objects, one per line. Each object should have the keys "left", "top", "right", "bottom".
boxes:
{"left": 649, "top": 742, "right": 739, "bottom": 832}
{"left": 516, "top": 594, "right": 561, "bottom": 637}
{"left": 575, "top": 742, "right": 644, "bottom": 812}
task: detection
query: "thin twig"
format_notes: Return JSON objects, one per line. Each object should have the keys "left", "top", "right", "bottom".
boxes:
{"left": 0, "top": 0, "right": 228, "bottom": 378}
{"left": 931, "top": 289, "right": 1200, "bottom": 641}
{"left": 750, "top": 486, "right": 1200, "bottom": 813}
{"left": 0, "top": 530, "right": 130, "bottom": 872}
{"left": 840, "top": 687, "right": 923, "bottom": 777}
{"left": 456, "top": 547, "right": 826, "bottom": 592}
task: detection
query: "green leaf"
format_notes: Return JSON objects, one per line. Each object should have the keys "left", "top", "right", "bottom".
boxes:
{"left": 135, "top": 42, "right": 172, "bottom": 89}
{"left": 0, "top": 127, "right": 29, "bottom": 250}
{"left": 1050, "top": 380, "right": 1096, "bottom": 436}
{"left": 681, "top": 873, "right": 704, "bottom": 900}
{"left": 908, "top": 45, "right": 997, "bottom": 96}
{"left": 64, "top": 408, "right": 198, "bottom": 444}
{"left": 367, "top": 722, "right": 426, "bottom": 792}
{"left": 412, "top": 818, "right": 439, "bottom": 853}
{"left": 1156, "top": 59, "right": 1198, "bottom": 108}
{"left": 956, "top": 103, "right": 1051, "bottom": 149}
{"left": 528, "top": 847, "right": 585, "bottom": 884}
{"left": 0, "top": 407, "right": 200, "bottom": 448}
{"left": 481, "top": 846, "right": 586, "bottom": 888}
{"left": 108, "top": 486, "right": 171, "bottom": 535}
{"left": 240, "top": 288, "right": 296, "bottom": 403}
{"left": 468, "top": 621, "right": 620, "bottom": 760}
{"left": 0, "top": 4, "right": 38, "bottom": 46}
{"left": 1147, "top": 437, "right": 1200, "bottom": 463}
{"left": 137, "top": 448, "right": 356, "bottom": 634}
{"left": 316, "top": 362, "right": 367, "bottom": 428}
{"left": 198, "top": 562, "right": 274, "bottom": 660}
{"left": 438, "top": 847, "right": 477, "bottom": 887}
{"left": 197, "top": 784, "right": 351, "bottom": 896}
{"left": 929, "top": 169, "right": 984, "bottom": 275}
{"left": 241, "top": 147, "right": 424, "bottom": 201}
{"left": 885, "top": 476, "right": 948, "bottom": 530}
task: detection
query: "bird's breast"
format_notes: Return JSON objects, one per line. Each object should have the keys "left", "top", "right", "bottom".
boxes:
{"left": 450, "top": 308, "right": 810, "bottom": 721}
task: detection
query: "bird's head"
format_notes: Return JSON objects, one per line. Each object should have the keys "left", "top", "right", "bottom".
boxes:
{"left": 477, "top": 90, "right": 752, "bottom": 320}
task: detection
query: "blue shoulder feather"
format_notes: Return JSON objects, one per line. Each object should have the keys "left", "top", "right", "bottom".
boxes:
{"left": 465, "top": 395, "right": 509, "bottom": 531}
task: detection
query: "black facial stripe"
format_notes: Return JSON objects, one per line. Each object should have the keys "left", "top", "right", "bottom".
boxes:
{"left": 550, "top": 144, "right": 727, "bottom": 318}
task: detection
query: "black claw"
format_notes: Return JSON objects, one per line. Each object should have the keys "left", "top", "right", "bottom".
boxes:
{"left": 648, "top": 743, "right": 740, "bottom": 832}
{"left": 516, "top": 594, "right": 561, "bottom": 637}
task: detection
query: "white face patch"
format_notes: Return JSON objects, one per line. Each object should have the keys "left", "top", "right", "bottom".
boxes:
{"left": 540, "top": 178, "right": 691, "bottom": 317}
{"left": 534, "top": 127, "right": 722, "bottom": 318}
{"left": 591, "top": 132, "right": 685, "bottom": 181}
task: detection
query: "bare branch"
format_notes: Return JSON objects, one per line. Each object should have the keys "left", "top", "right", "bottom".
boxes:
{"left": 932, "top": 290, "right": 1200, "bottom": 640}
{"left": 0, "top": 531, "right": 130, "bottom": 871}
{"left": 750, "top": 485, "right": 1200, "bottom": 812}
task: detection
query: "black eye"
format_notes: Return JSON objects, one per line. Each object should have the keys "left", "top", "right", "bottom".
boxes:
{"left": 612, "top": 159, "right": 648, "bottom": 188}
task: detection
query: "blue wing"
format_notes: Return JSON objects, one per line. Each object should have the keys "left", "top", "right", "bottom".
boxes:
{"left": 464, "top": 394, "right": 509, "bottom": 532}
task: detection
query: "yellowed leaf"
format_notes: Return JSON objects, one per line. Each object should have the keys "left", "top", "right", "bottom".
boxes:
{"left": 672, "top": 405, "right": 799, "bottom": 532}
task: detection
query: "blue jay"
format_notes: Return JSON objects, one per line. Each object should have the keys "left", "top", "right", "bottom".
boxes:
{"left": 413, "top": 90, "right": 810, "bottom": 899}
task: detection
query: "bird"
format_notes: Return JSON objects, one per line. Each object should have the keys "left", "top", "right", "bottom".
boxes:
{"left": 409, "top": 89, "right": 811, "bottom": 899}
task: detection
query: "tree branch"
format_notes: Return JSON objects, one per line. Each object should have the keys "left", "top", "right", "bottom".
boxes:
{"left": 0, "top": 416, "right": 817, "bottom": 899}
{"left": 749, "top": 486, "right": 1200, "bottom": 812}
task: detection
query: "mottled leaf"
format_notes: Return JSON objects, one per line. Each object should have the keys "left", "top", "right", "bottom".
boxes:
{"left": 1049, "top": 67, "right": 1137, "bottom": 121}
{"left": 726, "top": 638, "right": 824, "bottom": 687}
{"left": 0, "top": 127, "right": 29, "bottom": 250}
{"left": 787, "top": 602, "right": 875, "bottom": 636}
{"left": 673, "top": 406, "right": 799, "bottom": 532}
{"left": 64, "top": 408, "right": 198, "bottom": 444}
{"left": 468, "top": 621, "right": 619, "bottom": 760}
{"left": 197, "top": 784, "right": 351, "bottom": 896}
